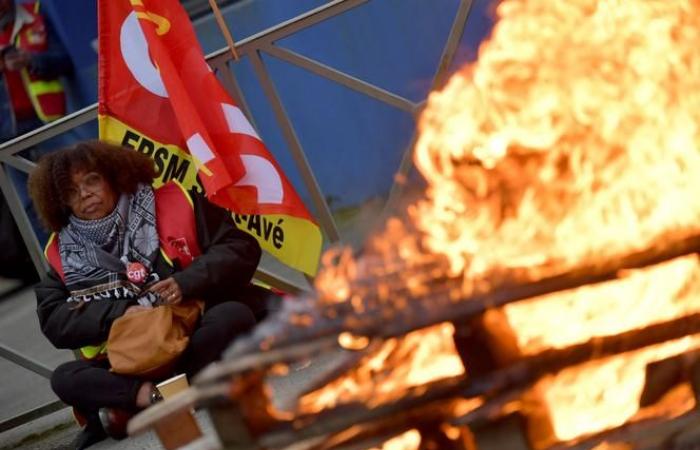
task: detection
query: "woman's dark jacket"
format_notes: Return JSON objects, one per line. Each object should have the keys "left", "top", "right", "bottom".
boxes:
{"left": 35, "top": 192, "right": 262, "bottom": 350}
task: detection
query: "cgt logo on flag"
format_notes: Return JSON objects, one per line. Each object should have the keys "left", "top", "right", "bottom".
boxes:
{"left": 98, "top": 0, "right": 323, "bottom": 275}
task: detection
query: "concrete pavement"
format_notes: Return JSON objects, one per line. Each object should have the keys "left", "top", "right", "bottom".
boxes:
{"left": 0, "top": 279, "right": 75, "bottom": 449}
{"left": 0, "top": 279, "right": 346, "bottom": 449}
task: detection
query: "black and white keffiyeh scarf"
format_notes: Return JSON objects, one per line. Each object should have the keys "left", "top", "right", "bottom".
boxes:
{"left": 58, "top": 184, "right": 160, "bottom": 304}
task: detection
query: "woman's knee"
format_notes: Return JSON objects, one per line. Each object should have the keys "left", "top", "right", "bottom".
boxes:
{"left": 50, "top": 360, "right": 87, "bottom": 404}
{"left": 202, "top": 301, "right": 256, "bottom": 334}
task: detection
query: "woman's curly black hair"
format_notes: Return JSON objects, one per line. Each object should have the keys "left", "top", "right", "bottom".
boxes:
{"left": 28, "top": 140, "right": 157, "bottom": 232}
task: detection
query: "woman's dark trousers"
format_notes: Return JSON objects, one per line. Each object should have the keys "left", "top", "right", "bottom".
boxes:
{"left": 50, "top": 302, "right": 255, "bottom": 417}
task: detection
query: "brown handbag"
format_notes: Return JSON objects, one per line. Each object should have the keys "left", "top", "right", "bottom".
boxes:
{"left": 107, "top": 300, "right": 203, "bottom": 379}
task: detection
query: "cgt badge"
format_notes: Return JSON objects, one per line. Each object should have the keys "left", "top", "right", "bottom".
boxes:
{"left": 126, "top": 261, "right": 147, "bottom": 284}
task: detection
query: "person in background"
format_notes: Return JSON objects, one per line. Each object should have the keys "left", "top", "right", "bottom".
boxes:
{"left": 0, "top": 0, "right": 71, "bottom": 138}
{"left": 29, "top": 141, "right": 261, "bottom": 449}
{"left": 0, "top": 0, "right": 73, "bottom": 283}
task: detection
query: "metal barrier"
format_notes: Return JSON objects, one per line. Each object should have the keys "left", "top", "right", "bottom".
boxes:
{"left": 0, "top": 0, "right": 473, "bottom": 433}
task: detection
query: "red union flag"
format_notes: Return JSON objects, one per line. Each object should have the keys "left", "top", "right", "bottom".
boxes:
{"left": 98, "top": 0, "right": 322, "bottom": 275}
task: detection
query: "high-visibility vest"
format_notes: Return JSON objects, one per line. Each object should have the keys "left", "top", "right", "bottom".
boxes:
{"left": 1, "top": 2, "right": 66, "bottom": 123}
{"left": 44, "top": 182, "right": 201, "bottom": 359}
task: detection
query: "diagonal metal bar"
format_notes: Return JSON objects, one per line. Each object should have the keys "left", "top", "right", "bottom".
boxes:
{"left": 211, "top": 59, "right": 260, "bottom": 133}
{"left": 254, "top": 265, "right": 309, "bottom": 295}
{"left": 248, "top": 50, "right": 340, "bottom": 242}
{"left": 0, "top": 165, "right": 48, "bottom": 277}
{"left": 0, "top": 400, "right": 66, "bottom": 434}
{"left": 262, "top": 44, "right": 418, "bottom": 114}
{"left": 0, "top": 154, "right": 37, "bottom": 173}
{"left": 0, "top": 105, "right": 97, "bottom": 159}
{"left": 431, "top": 0, "right": 476, "bottom": 91}
{"left": 206, "top": 0, "right": 370, "bottom": 66}
{"left": 0, "top": 343, "right": 54, "bottom": 380}
{"left": 384, "top": 0, "right": 475, "bottom": 210}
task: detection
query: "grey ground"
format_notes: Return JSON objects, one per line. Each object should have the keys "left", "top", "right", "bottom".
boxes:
{"left": 0, "top": 278, "right": 348, "bottom": 450}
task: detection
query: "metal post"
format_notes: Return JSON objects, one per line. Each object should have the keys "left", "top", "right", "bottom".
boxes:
{"left": 211, "top": 60, "right": 259, "bottom": 132}
{"left": 254, "top": 266, "right": 308, "bottom": 295}
{"left": 384, "top": 0, "right": 475, "bottom": 210}
{"left": 431, "top": 0, "right": 476, "bottom": 91}
{"left": 0, "top": 400, "right": 66, "bottom": 434}
{"left": 0, "top": 164, "right": 48, "bottom": 277}
{"left": 0, "top": 343, "right": 54, "bottom": 380}
{"left": 0, "top": 153, "right": 37, "bottom": 173}
{"left": 248, "top": 50, "right": 340, "bottom": 242}
{"left": 0, "top": 105, "right": 97, "bottom": 156}
{"left": 205, "top": 0, "right": 370, "bottom": 67}
{"left": 262, "top": 44, "right": 418, "bottom": 114}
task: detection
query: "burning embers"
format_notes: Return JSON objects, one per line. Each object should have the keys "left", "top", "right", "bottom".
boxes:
{"left": 190, "top": 1, "right": 700, "bottom": 449}
{"left": 414, "top": 0, "right": 700, "bottom": 443}
{"left": 408, "top": 0, "right": 700, "bottom": 443}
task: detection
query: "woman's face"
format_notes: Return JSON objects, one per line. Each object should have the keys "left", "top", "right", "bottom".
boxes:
{"left": 66, "top": 170, "right": 118, "bottom": 220}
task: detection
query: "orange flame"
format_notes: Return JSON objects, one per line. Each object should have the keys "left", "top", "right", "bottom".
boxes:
{"left": 414, "top": 0, "right": 700, "bottom": 282}
{"left": 373, "top": 429, "right": 421, "bottom": 450}
{"left": 591, "top": 444, "right": 633, "bottom": 450}
{"left": 411, "top": 0, "right": 700, "bottom": 441}
{"left": 311, "top": 0, "right": 700, "bottom": 443}
{"left": 300, "top": 323, "right": 464, "bottom": 413}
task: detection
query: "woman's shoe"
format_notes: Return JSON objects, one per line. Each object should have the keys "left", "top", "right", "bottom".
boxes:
{"left": 97, "top": 407, "right": 133, "bottom": 440}
{"left": 71, "top": 418, "right": 107, "bottom": 450}
{"left": 95, "top": 386, "right": 160, "bottom": 441}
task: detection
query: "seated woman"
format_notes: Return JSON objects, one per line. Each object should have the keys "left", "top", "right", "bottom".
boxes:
{"left": 29, "top": 140, "right": 261, "bottom": 449}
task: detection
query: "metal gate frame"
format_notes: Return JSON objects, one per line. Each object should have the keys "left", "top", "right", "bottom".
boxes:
{"left": 0, "top": 0, "right": 473, "bottom": 433}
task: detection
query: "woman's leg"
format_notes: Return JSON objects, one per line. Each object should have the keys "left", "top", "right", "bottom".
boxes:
{"left": 178, "top": 301, "right": 256, "bottom": 377}
{"left": 52, "top": 359, "right": 150, "bottom": 448}
{"left": 51, "top": 358, "right": 143, "bottom": 412}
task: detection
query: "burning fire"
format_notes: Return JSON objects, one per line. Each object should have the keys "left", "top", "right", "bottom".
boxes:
{"left": 312, "top": 0, "right": 700, "bottom": 444}
{"left": 299, "top": 323, "right": 464, "bottom": 413}
{"left": 414, "top": 1, "right": 700, "bottom": 282}
{"left": 534, "top": 338, "right": 699, "bottom": 442}
{"left": 373, "top": 429, "right": 421, "bottom": 450}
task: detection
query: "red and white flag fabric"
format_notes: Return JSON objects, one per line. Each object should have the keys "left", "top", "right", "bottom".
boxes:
{"left": 98, "top": 0, "right": 322, "bottom": 275}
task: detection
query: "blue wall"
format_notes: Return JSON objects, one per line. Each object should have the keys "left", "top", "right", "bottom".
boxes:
{"left": 36, "top": 0, "right": 494, "bottom": 212}
{"left": 195, "top": 0, "right": 494, "bottom": 211}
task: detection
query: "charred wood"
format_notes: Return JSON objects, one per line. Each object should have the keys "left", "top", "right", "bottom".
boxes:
{"left": 371, "top": 234, "right": 700, "bottom": 340}
{"left": 418, "top": 425, "right": 467, "bottom": 450}
{"left": 640, "top": 354, "right": 690, "bottom": 407}
{"left": 231, "top": 371, "right": 279, "bottom": 436}
{"left": 305, "top": 402, "right": 459, "bottom": 450}
{"left": 296, "top": 343, "right": 384, "bottom": 399}
{"left": 256, "top": 312, "right": 700, "bottom": 449}
{"left": 195, "top": 335, "right": 339, "bottom": 385}
{"left": 128, "top": 383, "right": 228, "bottom": 436}
{"left": 548, "top": 409, "right": 700, "bottom": 450}
{"left": 258, "top": 376, "right": 468, "bottom": 449}
{"left": 450, "top": 388, "right": 527, "bottom": 428}
{"left": 471, "top": 413, "right": 532, "bottom": 450}
{"left": 207, "top": 400, "right": 260, "bottom": 450}
{"left": 220, "top": 233, "right": 700, "bottom": 380}
{"left": 322, "top": 432, "right": 416, "bottom": 450}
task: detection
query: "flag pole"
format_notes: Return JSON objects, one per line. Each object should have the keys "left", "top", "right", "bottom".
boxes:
{"left": 208, "top": 0, "right": 240, "bottom": 61}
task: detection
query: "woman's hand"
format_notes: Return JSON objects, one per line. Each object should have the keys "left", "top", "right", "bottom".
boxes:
{"left": 147, "top": 278, "right": 183, "bottom": 304}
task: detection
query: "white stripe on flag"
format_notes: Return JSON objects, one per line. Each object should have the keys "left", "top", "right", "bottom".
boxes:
{"left": 186, "top": 133, "right": 216, "bottom": 165}
{"left": 222, "top": 103, "right": 260, "bottom": 140}
{"left": 235, "top": 155, "right": 284, "bottom": 204}
{"left": 120, "top": 12, "right": 168, "bottom": 98}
